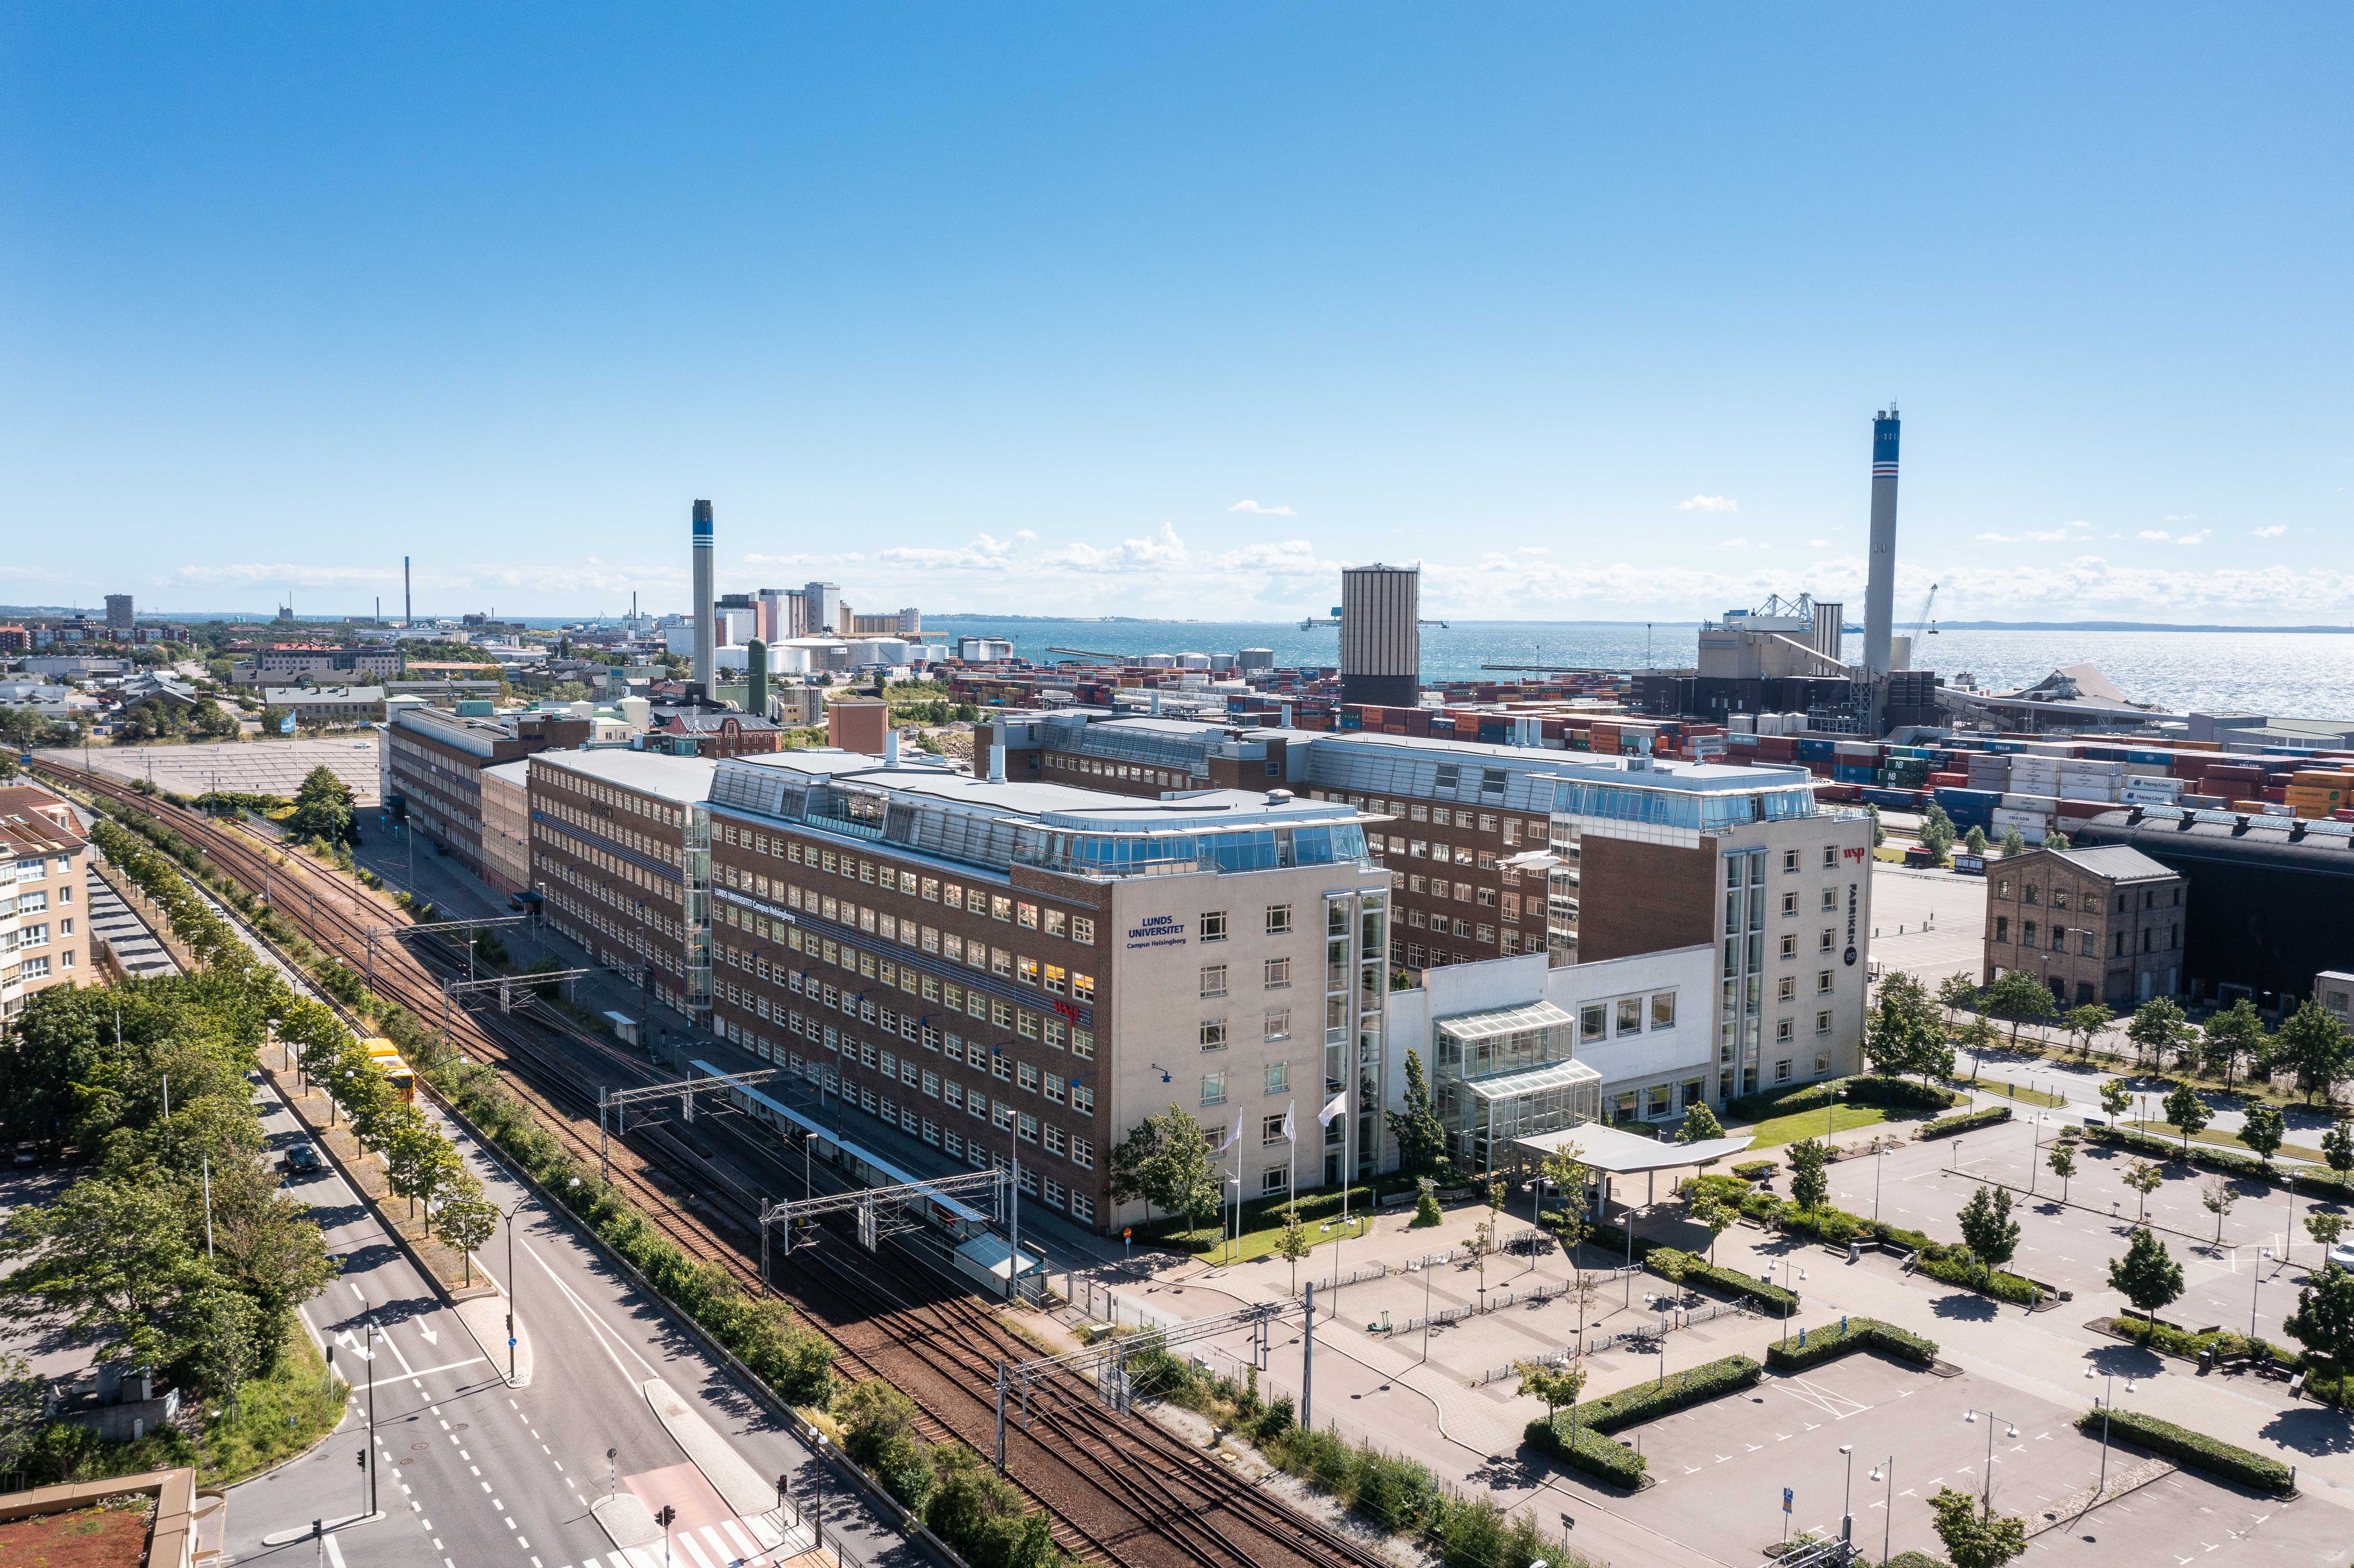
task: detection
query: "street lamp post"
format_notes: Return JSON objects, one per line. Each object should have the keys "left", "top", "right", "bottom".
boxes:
{"left": 811, "top": 1433, "right": 828, "bottom": 1550}
{"left": 364, "top": 1313, "right": 379, "bottom": 1516}
{"left": 1868, "top": 1456, "right": 1894, "bottom": 1565}
{"left": 2086, "top": 1367, "right": 2136, "bottom": 1496}
{"left": 2252, "top": 1247, "right": 2272, "bottom": 1338}
{"left": 1838, "top": 1444, "right": 1855, "bottom": 1545}
{"left": 1962, "top": 1407, "right": 2020, "bottom": 1520}
{"left": 502, "top": 1196, "right": 532, "bottom": 1383}
{"left": 1621, "top": 1207, "right": 1636, "bottom": 1307}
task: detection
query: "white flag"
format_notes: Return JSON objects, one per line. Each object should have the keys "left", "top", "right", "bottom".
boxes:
{"left": 1318, "top": 1089, "right": 1349, "bottom": 1126}
{"left": 1281, "top": 1101, "right": 1296, "bottom": 1142}
{"left": 1217, "top": 1110, "right": 1243, "bottom": 1153}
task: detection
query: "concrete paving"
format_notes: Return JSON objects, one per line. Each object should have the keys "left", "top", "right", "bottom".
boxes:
{"left": 42, "top": 737, "right": 384, "bottom": 805}
{"left": 1864, "top": 864, "right": 1986, "bottom": 988}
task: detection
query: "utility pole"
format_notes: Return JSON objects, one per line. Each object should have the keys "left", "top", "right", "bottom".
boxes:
{"left": 1302, "top": 1280, "right": 1316, "bottom": 1430}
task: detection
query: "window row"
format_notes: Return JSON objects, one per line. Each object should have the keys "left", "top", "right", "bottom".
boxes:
{"left": 1578, "top": 992, "right": 1677, "bottom": 1041}
{"left": 722, "top": 934, "right": 1099, "bottom": 1058}
{"left": 727, "top": 883, "right": 1097, "bottom": 1001}
{"left": 1196, "top": 1010, "right": 1292, "bottom": 1048}
{"left": 718, "top": 827, "right": 1096, "bottom": 943}
{"left": 1308, "top": 790, "right": 1547, "bottom": 843}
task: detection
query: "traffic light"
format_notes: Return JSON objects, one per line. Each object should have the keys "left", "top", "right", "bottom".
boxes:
{"left": 654, "top": 1506, "right": 677, "bottom": 1529}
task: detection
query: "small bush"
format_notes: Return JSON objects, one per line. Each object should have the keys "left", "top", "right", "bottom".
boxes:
{"left": 2081, "top": 1123, "right": 2284, "bottom": 1185}
{"left": 1764, "top": 1316, "right": 1938, "bottom": 1372}
{"left": 1884, "top": 1553, "right": 1949, "bottom": 1568}
{"left": 1731, "top": 1081, "right": 1842, "bottom": 1120}
{"left": 1919, "top": 1105, "right": 2012, "bottom": 1140}
{"left": 1523, "top": 1416, "right": 1645, "bottom": 1488}
{"left": 1914, "top": 1248, "right": 2042, "bottom": 1306}
{"left": 1730, "top": 1159, "right": 1778, "bottom": 1181}
{"left": 2074, "top": 1406, "right": 2293, "bottom": 1495}
{"left": 1642, "top": 1248, "right": 1796, "bottom": 1314}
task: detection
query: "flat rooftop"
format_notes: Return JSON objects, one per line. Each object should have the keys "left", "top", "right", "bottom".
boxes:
{"left": 531, "top": 746, "right": 717, "bottom": 804}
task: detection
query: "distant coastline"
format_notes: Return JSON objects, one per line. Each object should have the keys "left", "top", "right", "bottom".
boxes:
{"left": 1933, "top": 620, "right": 2354, "bottom": 634}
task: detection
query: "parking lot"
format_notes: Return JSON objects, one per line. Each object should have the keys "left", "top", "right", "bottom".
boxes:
{"left": 1609, "top": 1353, "right": 2339, "bottom": 1566}
{"left": 1806, "top": 1117, "right": 2345, "bottom": 1349}
{"left": 39, "top": 737, "right": 383, "bottom": 805}
{"left": 1867, "top": 863, "right": 1986, "bottom": 988}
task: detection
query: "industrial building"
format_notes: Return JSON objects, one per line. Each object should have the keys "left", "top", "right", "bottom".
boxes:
{"left": 2068, "top": 806, "right": 2354, "bottom": 1013}
{"left": 1981, "top": 843, "right": 2186, "bottom": 1008}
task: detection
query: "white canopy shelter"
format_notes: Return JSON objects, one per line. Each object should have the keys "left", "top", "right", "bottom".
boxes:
{"left": 1512, "top": 1123, "right": 1755, "bottom": 1208}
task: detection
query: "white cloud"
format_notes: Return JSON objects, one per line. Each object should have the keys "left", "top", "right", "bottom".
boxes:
{"left": 2022, "top": 529, "right": 2077, "bottom": 543}
{"left": 1678, "top": 495, "right": 1738, "bottom": 513}
{"left": 1807, "top": 539, "right": 1829, "bottom": 548}
{"left": 2176, "top": 530, "right": 2210, "bottom": 545}
{"left": 2254, "top": 525, "right": 2288, "bottom": 538}
{"left": 1976, "top": 532, "right": 2021, "bottom": 544}
{"left": 2138, "top": 530, "right": 2172, "bottom": 541}
{"left": 1716, "top": 537, "right": 1748, "bottom": 550}
{"left": 1228, "top": 500, "right": 1296, "bottom": 517}
{"left": 2165, "top": 513, "right": 2199, "bottom": 523}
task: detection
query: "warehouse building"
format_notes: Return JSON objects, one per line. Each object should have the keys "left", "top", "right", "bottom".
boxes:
{"left": 1981, "top": 843, "right": 2186, "bottom": 1008}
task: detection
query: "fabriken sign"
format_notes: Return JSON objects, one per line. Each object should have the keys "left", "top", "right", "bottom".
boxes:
{"left": 1844, "top": 882, "right": 1859, "bottom": 966}
{"left": 1125, "top": 915, "right": 1187, "bottom": 952}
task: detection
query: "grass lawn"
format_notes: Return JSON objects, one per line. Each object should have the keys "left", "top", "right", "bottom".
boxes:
{"left": 1175, "top": 1209, "right": 1376, "bottom": 1266}
{"left": 2126, "top": 1119, "right": 2326, "bottom": 1164}
{"left": 1950, "top": 1077, "right": 2070, "bottom": 1109}
{"left": 1746, "top": 1102, "right": 1888, "bottom": 1147}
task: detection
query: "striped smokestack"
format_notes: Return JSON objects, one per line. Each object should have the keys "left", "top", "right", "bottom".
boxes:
{"left": 1861, "top": 408, "right": 1900, "bottom": 675}
{"left": 692, "top": 499, "right": 716, "bottom": 700}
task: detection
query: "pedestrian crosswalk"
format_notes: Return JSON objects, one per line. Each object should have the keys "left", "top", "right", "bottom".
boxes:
{"left": 560, "top": 1512, "right": 818, "bottom": 1568}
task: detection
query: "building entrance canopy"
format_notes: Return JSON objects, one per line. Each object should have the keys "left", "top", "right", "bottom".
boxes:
{"left": 1510, "top": 1123, "right": 1754, "bottom": 1175}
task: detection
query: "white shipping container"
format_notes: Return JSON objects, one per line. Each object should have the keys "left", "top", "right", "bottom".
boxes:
{"left": 2001, "top": 792, "right": 2061, "bottom": 810}
{"left": 1993, "top": 807, "right": 2055, "bottom": 828}
{"left": 1731, "top": 713, "right": 1756, "bottom": 734}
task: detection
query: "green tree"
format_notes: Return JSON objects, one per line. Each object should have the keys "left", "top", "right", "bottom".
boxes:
{"left": 1919, "top": 803, "right": 1957, "bottom": 862}
{"left": 2046, "top": 831, "right": 2071, "bottom": 851}
{"left": 1964, "top": 825, "right": 1989, "bottom": 856}
{"left": 386, "top": 1119, "right": 465, "bottom": 1220}
{"left": 189, "top": 697, "right": 241, "bottom": 739}
{"left": 1410, "top": 1178, "right": 1444, "bottom": 1229}
{"left": 1691, "top": 1193, "right": 1736, "bottom": 1266}
{"left": 1108, "top": 1104, "right": 1221, "bottom": 1235}
{"left": 1865, "top": 803, "right": 1885, "bottom": 848}
{"left": 1956, "top": 1184, "right": 2019, "bottom": 1288}
{"left": 2201, "top": 999, "right": 2266, "bottom": 1094}
{"left": 1999, "top": 827, "right": 2029, "bottom": 857}
{"left": 2108, "top": 1225, "right": 2184, "bottom": 1333}
{"left": 0, "top": 1351, "right": 44, "bottom": 1479}
{"left": 1276, "top": 1210, "right": 1313, "bottom": 1295}
{"left": 1788, "top": 1136, "right": 1830, "bottom": 1215}
{"left": 2240, "top": 1102, "right": 2287, "bottom": 1165}
{"left": 2123, "top": 1158, "right": 2164, "bottom": 1222}
{"left": 2163, "top": 1082, "right": 2210, "bottom": 1154}
{"left": 1930, "top": 1485, "right": 2028, "bottom": 1568}
{"left": 1514, "top": 1360, "right": 1587, "bottom": 1430}
{"left": 286, "top": 764, "right": 357, "bottom": 844}
{"left": 1539, "top": 1144, "right": 1591, "bottom": 1261}
{"left": 2063, "top": 1002, "right": 2115, "bottom": 1058}
{"left": 2046, "top": 1139, "right": 2077, "bottom": 1204}
{"left": 2099, "top": 1077, "right": 2134, "bottom": 1123}
{"left": 2323, "top": 1118, "right": 2354, "bottom": 1176}
{"left": 0, "top": 1174, "right": 203, "bottom": 1371}
{"left": 1385, "top": 1049, "right": 1447, "bottom": 1177}
{"left": 1983, "top": 969, "right": 2057, "bottom": 1049}
{"left": 2304, "top": 1210, "right": 2344, "bottom": 1257}
{"left": 1867, "top": 971, "right": 1953, "bottom": 1084}
{"left": 2272, "top": 1000, "right": 2354, "bottom": 1107}
{"left": 2126, "top": 996, "right": 2193, "bottom": 1073}
{"left": 1677, "top": 1104, "right": 1724, "bottom": 1143}
{"left": 435, "top": 1196, "right": 499, "bottom": 1287}
{"left": 834, "top": 1377, "right": 934, "bottom": 1513}
{"left": 1937, "top": 971, "right": 1984, "bottom": 1025}
{"left": 1956, "top": 1014, "right": 2001, "bottom": 1084}
{"left": 545, "top": 681, "right": 593, "bottom": 702}
{"left": 2282, "top": 1262, "right": 2354, "bottom": 1378}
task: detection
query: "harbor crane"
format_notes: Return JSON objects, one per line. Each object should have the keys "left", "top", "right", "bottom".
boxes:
{"left": 1910, "top": 582, "right": 1939, "bottom": 642}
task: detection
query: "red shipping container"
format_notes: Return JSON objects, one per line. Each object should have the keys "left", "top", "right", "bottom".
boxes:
{"left": 2263, "top": 785, "right": 2288, "bottom": 803}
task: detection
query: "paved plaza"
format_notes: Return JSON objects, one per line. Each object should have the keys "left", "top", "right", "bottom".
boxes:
{"left": 1866, "top": 863, "right": 1986, "bottom": 988}
{"left": 40, "top": 737, "right": 383, "bottom": 804}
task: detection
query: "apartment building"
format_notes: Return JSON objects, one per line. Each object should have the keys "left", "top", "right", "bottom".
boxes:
{"left": 646, "top": 709, "right": 785, "bottom": 758}
{"left": 675, "top": 750, "right": 1389, "bottom": 1231}
{"left": 2, "top": 784, "right": 90, "bottom": 1017}
{"left": 386, "top": 706, "right": 591, "bottom": 878}
{"left": 233, "top": 645, "right": 402, "bottom": 685}
{"left": 263, "top": 685, "right": 386, "bottom": 725}
{"left": 528, "top": 750, "right": 720, "bottom": 1017}
{"left": 1983, "top": 844, "right": 2186, "bottom": 1008}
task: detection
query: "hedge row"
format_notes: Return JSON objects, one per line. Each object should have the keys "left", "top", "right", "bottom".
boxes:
{"left": 1521, "top": 1416, "right": 1646, "bottom": 1489}
{"left": 1731, "top": 1081, "right": 1842, "bottom": 1120}
{"left": 1569, "top": 1353, "right": 1763, "bottom": 1433}
{"left": 2102, "top": 1314, "right": 2314, "bottom": 1375}
{"left": 1642, "top": 1246, "right": 1797, "bottom": 1314}
{"left": 2077, "top": 1123, "right": 2354, "bottom": 1207}
{"left": 2074, "top": 1406, "right": 2295, "bottom": 1495}
{"left": 1683, "top": 1173, "right": 2044, "bottom": 1305}
{"left": 1918, "top": 1104, "right": 2013, "bottom": 1140}
{"left": 1763, "top": 1316, "right": 1938, "bottom": 1372}
{"left": 1884, "top": 1554, "right": 1948, "bottom": 1568}
{"left": 1843, "top": 1075, "right": 1964, "bottom": 1111}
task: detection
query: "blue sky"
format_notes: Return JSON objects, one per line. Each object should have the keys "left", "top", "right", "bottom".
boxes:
{"left": 4, "top": 5, "right": 2348, "bottom": 623}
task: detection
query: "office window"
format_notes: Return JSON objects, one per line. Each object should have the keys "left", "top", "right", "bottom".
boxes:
{"left": 1071, "top": 972, "right": 1095, "bottom": 1003}
{"left": 1018, "top": 1061, "right": 1039, "bottom": 1093}
{"left": 2080, "top": 930, "right": 2097, "bottom": 956}
{"left": 1044, "top": 963, "right": 1067, "bottom": 995}
{"left": 1265, "top": 957, "right": 1291, "bottom": 987}
{"left": 1264, "top": 1008, "right": 1291, "bottom": 1042}
{"left": 1199, "top": 1018, "right": 1230, "bottom": 1051}
{"left": 993, "top": 1051, "right": 1013, "bottom": 1080}
{"left": 1581, "top": 1002, "right": 1607, "bottom": 1041}
{"left": 1200, "top": 964, "right": 1229, "bottom": 998}
{"left": 1995, "top": 915, "right": 2010, "bottom": 943}
{"left": 1819, "top": 928, "right": 1835, "bottom": 952}
{"left": 1018, "top": 900, "right": 1039, "bottom": 928}
{"left": 1265, "top": 1061, "right": 1289, "bottom": 1095}
{"left": 1201, "top": 1071, "right": 1227, "bottom": 1106}
{"left": 1816, "top": 1011, "right": 1832, "bottom": 1035}
{"left": 1616, "top": 997, "right": 1643, "bottom": 1035}
{"left": 1782, "top": 892, "right": 1798, "bottom": 917}
{"left": 1780, "top": 933, "right": 1798, "bottom": 960}
{"left": 991, "top": 895, "right": 1014, "bottom": 922}
{"left": 1432, "top": 807, "right": 1451, "bottom": 826}
{"left": 1821, "top": 846, "right": 1836, "bottom": 868}
{"left": 1783, "top": 849, "right": 1800, "bottom": 872}
{"left": 1018, "top": 956, "right": 1040, "bottom": 987}
{"left": 1200, "top": 910, "right": 1229, "bottom": 942}
{"left": 1261, "top": 1114, "right": 1286, "bottom": 1145}
{"left": 1265, "top": 903, "right": 1293, "bottom": 935}
{"left": 1044, "top": 908, "right": 1067, "bottom": 938}
{"left": 1778, "top": 976, "right": 1797, "bottom": 1002}
{"left": 1018, "top": 1113, "right": 1039, "bottom": 1144}
{"left": 1775, "top": 1058, "right": 1794, "bottom": 1083}
{"left": 1647, "top": 1083, "right": 1673, "bottom": 1119}
{"left": 1776, "top": 1017, "right": 1794, "bottom": 1043}
{"left": 1072, "top": 916, "right": 1095, "bottom": 945}
{"left": 1817, "top": 969, "right": 1833, "bottom": 994}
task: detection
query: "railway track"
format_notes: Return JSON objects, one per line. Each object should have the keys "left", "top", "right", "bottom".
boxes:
{"left": 40, "top": 761, "right": 1396, "bottom": 1568}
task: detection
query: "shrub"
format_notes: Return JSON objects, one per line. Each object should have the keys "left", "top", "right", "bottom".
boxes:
{"left": 1885, "top": 1554, "right": 1949, "bottom": 1568}
{"left": 1730, "top": 1159, "right": 1778, "bottom": 1181}
{"left": 1642, "top": 1248, "right": 1796, "bottom": 1314}
{"left": 1919, "top": 1105, "right": 2012, "bottom": 1140}
{"left": 1844, "top": 1075, "right": 1963, "bottom": 1111}
{"left": 2081, "top": 1123, "right": 2280, "bottom": 1184}
{"left": 1522, "top": 1416, "right": 1645, "bottom": 1488}
{"left": 1915, "top": 1247, "right": 2042, "bottom": 1306}
{"left": 1764, "top": 1316, "right": 1938, "bottom": 1372}
{"left": 2104, "top": 1315, "right": 2310, "bottom": 1375}
{"left": 1569, "top": 1354, "right": 1762, "bottom": 1432}
{"left": 2074, "top": 1407, "right": 2294, "bottom": 1495}
{"left": 1732, "top": 1081, "right": 1842, "bottom": 1120}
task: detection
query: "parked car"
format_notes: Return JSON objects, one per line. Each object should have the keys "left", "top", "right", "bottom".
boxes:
{"left": 2330, "top": 1241, "right": 2354, "bottom": 1272}
{"left": 282, "top": 1142, "right": 322, "bottom": 1174}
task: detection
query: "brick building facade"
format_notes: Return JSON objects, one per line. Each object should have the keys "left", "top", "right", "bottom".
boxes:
{"left": 1983, "top": 844, "right": 2186, "bottom": 1008}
